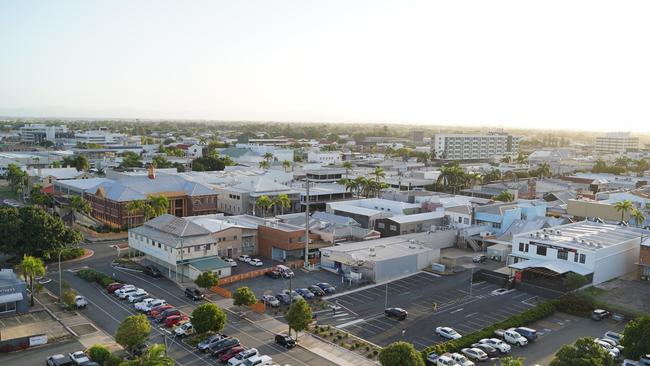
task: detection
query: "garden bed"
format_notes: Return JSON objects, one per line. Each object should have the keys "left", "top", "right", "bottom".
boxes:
{"left": 310, "top": 324, "right": 381, "bottom": 361}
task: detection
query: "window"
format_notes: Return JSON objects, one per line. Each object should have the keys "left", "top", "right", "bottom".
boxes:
{"left": 579, "top": 254, "right": 586, "bottom": 264}
{"left": 389, "top": 225, "right": 397, "bottom": 231}
{"left": 0, "top": 301, "right": 16, "bottom": 313}
{"left": 194, "top": 246, "right": 201, "bottom": 252}
{"left": 233, "top": 236, "right": 237, "bottom": 240}
{"left": 157, "top": 243, "right": 161, "bottom": 248}
{"left": 536, "top": 246, "right": 547, "bottom": 256}
{"left": 518, "top": 243, "right": 525, "bottom": 252}
{"left": 377, "top": 222, "right": 385, "bottom": 229}
{"left": 557, "top": 251, "right": 568, "bottom": 260}
{"left": 458, "top": 217, "right": 462, "bottom": 223}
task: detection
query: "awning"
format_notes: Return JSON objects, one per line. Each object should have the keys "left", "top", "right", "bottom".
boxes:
{"left": 0, "top": 292, "right": 24, "bottom": 303}
{"left": 509, "top": 259, "right": 592, "bottom": 276}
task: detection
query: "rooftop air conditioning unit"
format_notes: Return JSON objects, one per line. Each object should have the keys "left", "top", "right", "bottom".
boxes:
{"left": 530, "top": 233, "right": 535, "bottom": 238}
{"left": 543, "top": 234, "right": 549, "bottom": 239}
{"left": 556, "top": 230, "right": 562, "bottom": 235}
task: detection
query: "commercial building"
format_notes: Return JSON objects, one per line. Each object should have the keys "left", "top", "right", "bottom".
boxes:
{"left": 75, "top": 129, "right": 126, "bottom": 145}
{"left": 0, "top": 269, "right": 28, "bottom": 314}
{"left": 326, "top": 198, "right": 421, "bottom": 229}
{"left": 26, "top": 168, "right": 91, "bottom": 193}
{"left": 375, "top": 210, "right": 445, "bottom": 237}
{"left": 214, "top": 177, "right": 300, "bottom": 216}
{"left": 639, "top": 240, "right": 650, "bottom": 281}
{"left": 433, "top": 132, "right": 519, "bottom": 161}
{"left": 19, "top": 124, "right": 69, "bottom": 144}
{"left": 509, "top": 221, "right": 645, "bottom": 285}
{"left": 307, "top": 151, "right": 342, "bottom": 165}
{"left": 595, "top": 132, "right": 639, "bottom": 154}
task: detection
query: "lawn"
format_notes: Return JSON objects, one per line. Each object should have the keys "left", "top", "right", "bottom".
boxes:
{"left": 0, "top": 183, "right": 18, "bottom": 200}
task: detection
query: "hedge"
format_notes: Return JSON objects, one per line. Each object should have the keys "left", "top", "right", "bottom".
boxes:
{"left": 76, "top": 268, "right": 115, "bottom": 287}
{"left": 421, "top": 295, "right": 597, "bottom": 362}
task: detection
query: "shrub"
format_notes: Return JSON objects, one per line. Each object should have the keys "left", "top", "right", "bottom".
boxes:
{"left": 104, "top": 354, "right": 123, "bottom": 366}
{"left": 76, "top": 268, "right": 114, "bottom": 287}
{"left": 87, "top": 344, "right": 111, "bottom": 365}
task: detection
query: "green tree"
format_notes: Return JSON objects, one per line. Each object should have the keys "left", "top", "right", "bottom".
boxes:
{"left": 119, "top": 344, "right": 173, "bottom": 366}
{"left": 614, "top": 200, "right": 634, "bottom": 222}
{"left": 342, "top": 161, "right": 353, "bottom": 180}
{"left": 285, "top": 298, "right": 312, "bottom": 339}
{"left": 87, "top": 344, "right": 111, "bottom": 365}
{"left": 115, "top": 314, "right": 151, "bottom": 353}
{"left": 126, "top": 200, "right": 145, "bottom": 228}
{"left": 563, "top": 273, "right": 588, "bottom": 290}
{"left": 500, "top": 357, "right": 526, "bottom": 366}
{"left": 258, "top": 160, "right": 271, "bottom": 169}
{"left": 232, "top": 287, "right": 258, "bottom": 307}
{"left": 62, "top": 283, "right": 77, "bottom": 309}
{"left": 194, "top": 272, "right": 219, "bottom": 291}
{"left": 191, "top": 303, "right": 227, "bottom": 334}
{"left": 255, "top": 195, "right": 273, "bottom": 217}
{"left": 378, "top": 342, "right": 424, "bottom": 366}
{"left": 120, "top": 152, "right": 143, "bottom": 168}
{"left": 19, "top": 255, "right": 46, "bottom": 306}
{"left": 550, "top": 337, "right": 614, "bottom": 366}
{"left": 147, "top": 195, "right": 169, "bottom": 217}
{"left": 538, "top": 162, "right": 552, "bottom": 178}
{"left": 372, "top": 167, "right": 386, "bottom": 183}
{"left": 621, "top": 315, "right": 650, "bottom": 360}
{"left": 30, "top": 184, "right": 53, "bottom": 208}
{"left": 70, "top": 195, "right": 91, "bottom": 214}
{"left": 151, "top": 155, "right": 173, "bottom": 169}
{"left": 282, "top": 160, "right": 292, "bottom": 172}
{"left": 63, "top": 155, "right": 90, "bottom": 171}
{"left": 493, "top": 191, "right": 515, "bottom": 202}
{"left": 263, "top": 152, "right": 274, "bottom": 163}
{"left": 191, "top": 153, "right": 234, "bottom": 171}
{"left": 630, "top": 209, "right": 646, "bottom": 227}
{"left": 6, "top": 164, "right": 27, "bottom": 196}
{"left": 272, "top": 193, "right": 291, "bottom": 215}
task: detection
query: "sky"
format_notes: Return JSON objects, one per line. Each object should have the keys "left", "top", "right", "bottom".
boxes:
{"left": 1, "top": 1, "right": 650, "bottom": 132}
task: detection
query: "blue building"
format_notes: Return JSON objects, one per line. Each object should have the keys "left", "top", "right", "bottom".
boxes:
{"left": 473, "top": 201, "right": 547, "bottom": 236}
{"left": 0, "top": 269, "right": 29, "bottom": 314}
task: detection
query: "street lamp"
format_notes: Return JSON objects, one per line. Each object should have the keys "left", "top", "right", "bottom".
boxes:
{"left": 58, "top": 249, "right": 63, "bottom": 305}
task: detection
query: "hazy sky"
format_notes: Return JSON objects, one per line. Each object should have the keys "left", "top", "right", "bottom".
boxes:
{"left": 1, "top": 1, "right": 650, "bottom": 132}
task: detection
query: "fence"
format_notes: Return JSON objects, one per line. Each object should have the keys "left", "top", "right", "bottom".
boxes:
{"left": 250, "top": 302, "right": 266, "bottom": 314}
{"left": 211, "top": 286, "right": 232, "bottom": 298}
{"left": 217, "top": 258, "right": 319, "bottom": 286}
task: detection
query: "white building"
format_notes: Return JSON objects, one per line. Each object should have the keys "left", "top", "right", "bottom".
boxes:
{"left": 595, "top": 132, "right": 639, "bottom": 154}
{"left": 307, "top": 151, "right": 342, "bottom": 165}
{"left": 433, "top": 133, "right": 519, "bottom": 160}
{"left": 509, "top": 221, "right": 645, "bottom": 285}
{"left": 75, "top": 129, "right": 126, "bottom": 145}
{"left": 19, "top": 124, "right": 68, "bottom": 144}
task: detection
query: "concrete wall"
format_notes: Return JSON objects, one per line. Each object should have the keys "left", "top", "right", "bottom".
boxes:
{"left": 567, "top": 200, "right": 627, "bottom": 221}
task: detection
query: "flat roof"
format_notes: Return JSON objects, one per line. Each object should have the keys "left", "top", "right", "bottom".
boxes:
{"left": 387, "top": 211, "right": 445, "bottom": 224}
{"left": 509, "top": 258, "right": 592, "bottom": 276}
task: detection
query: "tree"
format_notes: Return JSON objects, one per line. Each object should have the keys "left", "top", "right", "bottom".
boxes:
{"left": 30, "top": 184, "right": 53, "bottom": 208}
{"left": 342, "top": 161, "right": 353, "bottom": 180}
{"left": 191, "top": 303, "right": 227, "bottom": 334}
{"left": 70, "top": 195, "right": 91, "bottom": 215}
{"left": 255, "top": 195, "right": 273, "bottom": 217}
{"left": 630, "top": 209, "right": 646, "bottom": 227}
{"left": 493, "top": 191, "right": 515, "bottom": 202}
{"left": 126, "top": 200, "right": 145, "bottom": 228}
{"left": 6, "top": 164, "right": 27, "bottom": 196}
{"left": 87, "top": 344, "right": 111, "bottom": 365}
{"left": 564, "top": 272, "right": 588, "bottom": 290}
{"left": 263, "top": 152, "right": 274, "bottom": 163}
{"left": 614, "top": 200, "right": 634, "bottom": 222}
{"left": 621, "top": 315, "right": 650, "bottom": 360}
{"left": 194, "top": 271, "right": 219, "bottom": 291}
{"left": 39, "top": 140, "right": 55, "bottom": 148}
{"left": 152, "top": 155, "right": 173, "bottom": 169}
{"left": 191, "top": 153, "right": 234, "bottom": 171}
{"left": 119, "top": 344, "right": 173, "bottom": 366}
{"left": 285, "top": 298, "right": 312, "bottom": 339}
{"left": 62, "top": 283, "right": 77, "bottom": 309}
{"left": 115, "top": 314, "right": 151, "bottom": 353}
{"left": 500, "top": 357, "right": 526, "bottom": 366}
{"left": 538, "top": 162, "right": 552, "bottom": 178}
{"left": 232, "top": 287, "right": 258, "bottom": 307}
{"left": 62, "top": 156, "right": 90, "bottom": 171}
{"left": 272, "top": 193, "right": 291, "bottom": 215}
{"left": 120, "top": 152, "right": 143, "bottom": 168}
{"left": 282, "top": 160, "right": 292, "bottom": 172}
{"left": 19, "top": 255, "right": 46, "bottom": 306}
{"left": 147, "top": 195, "right": 169, "bottom": 217}
{"left": 372, "top": 167, "right": 386, "bottom": 183}
{"left": 550, "top": 337, "right": 614, "bottom": 366}
{"left": 258, "top": 160, "right": 271, "bottom": 169}
{"left": 378, "top": 342, "right": 424, "bottom": 366}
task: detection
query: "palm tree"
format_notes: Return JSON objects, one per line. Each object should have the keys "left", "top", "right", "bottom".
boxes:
{"left": 256, "top": 195, "right": 273, "bottom": 217}
{"left": 70, "top": 195, "right": 91, "bottom": 215}
{"left": 354, "top": 176, "right": 371, "bottom": 197}
{"left": 282, "top": 160, "right": 292, "bottom": 172}
{"left": 631, "top": 209, "right": 646, "bottom": 227}
{"left": 515, "top": 153, "right": 528, "bottom": 165}
{"left": 493, "top": 191, "right": 515, "bottom": 202}
{"left": 126, "top": 200, "right": 144, "bottom": 228}
{"left": 538, "top": 162, "right": 552, "bottom": 178}
{"left": 263, "top": 152, "right": 274, "bottom": 163}
{"left": 614, "top": 200, "right": 634, "bottom": 222}
{"left": 484, "top": 169, "right": 502, "bottom": 183}
{"left": 272, "top": 194, "right": 291, "bottom": 215}
{"left": 342, "top": 161, "right": 353, "bottom": 180}
{"left": 372, "top": 167, "right": 385, "bottom": 183}
{"left": 258, "top": 160, "right": 270, "bottom": 169}
{"left": 143, "top": 204, "right": 156, "bottom": 221}
{"left": 466, "top": 173, "right": 483, "bottom": 188}
{"left": 122, "top": 344, "right": 174, "bottom": 366}
{"left": 437, "top": 164, "right": 465, "bottom": 193}
{"left": 343, "top": 179, "right": 359, "bottom": 198}
{"left": 19, "top": 255, "right": 45, "bottom": 306}
{"left": 148, "top": 195, "right": 170, "bottom": 217}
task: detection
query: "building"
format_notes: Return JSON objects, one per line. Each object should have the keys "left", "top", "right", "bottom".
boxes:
{"left": 0, "top": 269, "right": 29, "bottom": 314}
{"left": 26, "top": 168, "right": 91, "bottom": 193}
{"left": 186, "top": 214, "right": 258, "bottom": 258}
{"left": 375, "top": 210, "right": 445, "bottom": 237}
{"left": 293, "top": 182, "right": 353, "bottom": 211}
{"left": 595, "top": 132, "right": 639, "bottom": 154}
{"left": 433, "top": 132, "right": 519, "bottom": 161}
{"left": 214, "top": 177, "right": 300, "bottom": 216}
{"left": 128, "top": 215, "right": 231, "bottom": 281}
{"left": 19, "top": 124, "right": 69, "bottom": 144}
{"left": 326, "top": 198, "right": 421, "bottom": 229}
{"left": 509, "top": 221, "right": 645, "bottom": 286}
{"left": 473, "top": 201, "right": 547, "bottom": 236}
{"left": 75, "top": 129, "right": 126, "bottom": 145}
{"left": 307, "top": 151, "right": 342, "bottom": 165}
{"left": 411, "top": 130, "right": 425, "bottom": 143}
{"left": 639, "top": 240, "right": 650, "bottom": 281}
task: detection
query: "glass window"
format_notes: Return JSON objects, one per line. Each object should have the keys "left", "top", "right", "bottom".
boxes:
{"left": 518, "top": 243, "right": 525, "bottom": 252}
{"left": 557, "top": 251, "right": 568, "bottom": 260}
{"left": 579, "top": 254, "right": 586, "bottom": 264}
{"left": 536, "top": 246, "right": 547, "bottom": 256}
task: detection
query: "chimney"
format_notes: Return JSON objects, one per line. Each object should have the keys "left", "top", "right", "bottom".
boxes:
{"left": 147, "top": 164, "right": 156, "bottom": 179}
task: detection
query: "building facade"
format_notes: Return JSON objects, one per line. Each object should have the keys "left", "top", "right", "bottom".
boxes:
{"left": 19, "top": 124, "right": 69, "bottom": 144}
{"left": 0, "top": 269, "right": 29, "bottom": 314}
{"left": 433, "top": 133, "right": 519, "bottom": 161}
{"left": 595, "top": 132, "right": 639, "bottom": 154}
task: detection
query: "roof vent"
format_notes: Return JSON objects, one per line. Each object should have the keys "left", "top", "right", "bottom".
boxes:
{"left": 529, "top": 233, "right": 535, "bottom": 238}
{"left": 543, "top": 234, "right": 549, "bottom": 239}
{"left": 556, "top": 230, "right": 562, "bottom": 235}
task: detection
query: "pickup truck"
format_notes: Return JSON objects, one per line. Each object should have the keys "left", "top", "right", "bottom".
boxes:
{"left": 494, "top": 329, "right": 528, "bottom": 347}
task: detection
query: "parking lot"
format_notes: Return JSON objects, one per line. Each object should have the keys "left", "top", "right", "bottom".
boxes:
{"left": 224, "top": 267, "right": 346, "bottom": 298}
{"left": 314, "top": 271, "right": 540, "bottom": 350}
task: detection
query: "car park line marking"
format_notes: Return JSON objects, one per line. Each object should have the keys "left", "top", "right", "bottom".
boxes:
{"left": 333, "top": 313, "right": 350, "bottom": 318}
{"left": 450, "top": 308, "right": 464, "bottom": 314}
{"left": 419, "top": 271, "right": 442, "bottom": 278}
{"left": 113, "top": 266, "right": 195, "bottom": 307}
{"left": 464, "top": 312, "right": 478, "bottom": 318}
{"left": 337, "top": 319, "right": 366, "bottom": 328}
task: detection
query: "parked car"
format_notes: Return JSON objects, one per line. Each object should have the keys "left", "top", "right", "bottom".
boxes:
{"left": 261, "top": 294, "right": 280, "bottom": 307}
{"left": 603, "top": 331, "right": 623, "bottom": 344}
{"left": 461, "top": 348, "right": 488, "bottom": 362}
{"left": 308, "top": 285, "right": 325, "bottom": 296}
{"left": 210, "top": 337, "right": 241, "bottom": 357}
{"left": 174, "top": 322, "right": 193, "bottom": 337}
{"left": 117, "top": 287, "right": 141, "bottom": 299}
{"left": 238, "top": 255, "right": 251, "bottom": 263}
{"left": 164, "top": 314, "right": 189, "bottom": 327}
{"left": 143, "top": 265, "right": 161, "bottom": 277}
{"left": 46, "top": 354, "right": 74, "bottom": 366}
{"left": 282, "top": 290, "right": 303, "bottom": 302}
{"left": 242, "top": 355, "right": 272, "bottom": 366}
{"left": 68, "top": 351, "right": 90, "bottom": 365}
{"left": 74, "top": 295, "right": 88, "bottom": 309}
{"left": 136, "top": 298, "right": 165, "bottom": 312}
{"left": 434, "top": 355, "right": 460, "bottom": 366}
{"left": 384, "top": 307, "right": 408, "bottom": 321}
{"left": 622, "top": 360, "right": 641, "bottom": 366}
{"left": 472, "top": 255, "right": 487, "bottom": 263}
{"left": 276, "top": 265, "right": 294, "bottom": 278}
{"left": 316, "top": 282, "right": 336, "bottom": 294}
{"left": 127, "top": 290, "right": 149, "bottom": 303}
{"left": 436, "top": 327, "right": 462, "bottom": 340}
{"left": 185, "top": 287, "right": 204, "bottom": 301}
{"left": 594, "top": 338, "right": 620, "bottom": 358}
{"left": 470, "top": 343, "right": 499, "bottom": 358}
{"left": 275, "top": 292, "right": 291, "bottom": 305}
{"left": 106, "top": 283, "right": 125, "bottom": 293}
{"left": 265, "top": 269, "right": 281, "bottom": 279}
{"left": 155, "top": 308, "right": 180, "bottom": 322}
{"left": 219, "top": 346, "right": 246, "bottom": 363}
{"left": 224, "top": 258, "right": 237, "bottom": 267}
{"left": 275, "top": 334, "right": 296, "bottom": 349}
{"left": 592, "top": 309, "right": 611, "bottom": 321}
{"left": 478, "top": 338, "right": 511, "bottom": 354}
{"left": 197, "top": 334, "right": 228, "bottom": 352}
{"left": 149, "top": 304, "right": 173, "bottom": 317}
{"left": 295, "top": 288, "right": 315, "bottom": 300}
{"left": 640, "top": 354, "right": 650, "bottom": 366}
{"left": 513, "top": 327, "right": 537, "bottom": 342}
{"left": 228, "top": 348, "right": 259, "bottom": 366}
{"left": 598, "top": 337, "right": 624, "bottom": 353}
{"left": 114, "top": 285, "right": 136, "bottom": 297}
{"left": 495, "top": 329, "right": 528, "bottom": 347}
{"left": 426, "top": 352, "right": 439, "bottom": 364}
{"left": 249, "top": 258, "right": 263, "bottom": 267}
{"left": 450, "top": 352, "right": 475, "bottom": 366}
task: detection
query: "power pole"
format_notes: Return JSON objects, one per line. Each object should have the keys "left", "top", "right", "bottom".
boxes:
{"left": 384, "top": 283, "right": 388, "bottom": 309}
{"left": 304, "top": 177, "right": 310, "bottom": 269}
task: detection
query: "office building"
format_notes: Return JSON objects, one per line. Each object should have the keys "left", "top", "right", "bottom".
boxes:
{"left": 0, "top": 269, "right": 28, "bottom": 314}
{"left": 19, "top": 124, "right": 69, "bottom": 144}
{"left": 433, "top": 133, "right": 519, "bottom": 161}
{"left": 595, "top": 132, "right": 639, "bottom": 154}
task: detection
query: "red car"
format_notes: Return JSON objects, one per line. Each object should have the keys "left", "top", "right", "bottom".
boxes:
{"left": 164, "top": 314, "right": 189, "bottom": 328}
{"left": 149, "top": 304, "right": 173, "bottom": 317}
{"left": 219, "top": 346, "right": 245, "bottom": 363}
{"left": 106, "top": 283, "right": 125, "bottom": 293}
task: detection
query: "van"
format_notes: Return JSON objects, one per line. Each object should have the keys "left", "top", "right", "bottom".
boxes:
{"left": 276, "top": 265, "right": 294, "bottom": 278}
{"left": 243, "top": 355, "right": 273, "bottom": 366}
{"left": 514, "top": 327, "right": 537, "bottom": 342}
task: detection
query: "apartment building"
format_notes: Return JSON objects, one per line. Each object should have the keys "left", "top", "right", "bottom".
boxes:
{"left": 595, "top": 132, "right": 639, "bottom": 154}
{"left": 19, "top": 124, "right": 69, "bottom": 144}
{"left": 75, "top": 129, "right": 126, "bottom": 145}
{"left": 433, "top": 133, "right": 519, "bottom": 161}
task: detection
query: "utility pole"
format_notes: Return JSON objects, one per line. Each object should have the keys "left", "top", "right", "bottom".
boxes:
{"left": 58, "top": 250, "right": 63, "bottom": 305}
{"left": 384, "top": 283, "right": 388, "bottom": 308}
{"left": 179, "top": 238, "right": 184, "bottom": 283}
{"left": 304, "top": 177, "right": 310, "bottom": 269}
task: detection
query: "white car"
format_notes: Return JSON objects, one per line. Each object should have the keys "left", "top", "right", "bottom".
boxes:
{"left": 435, "top": 327, "right": 462, "bottom": 340}
{"left": 117, "top": 287, "right": 141, "bottom": 299}
{"left": 140, "top": 299, "right": 167, "bottom": 312}
{"left": 501, "top": 329, "right": 527, "bottom": 347}
{"left": 243, "top": 355, "right": 272, "bottom": 366}
{"left": 134, "top": 298, "right": 156, "bottom": 311}
{"left": 594, "top": 338, "right": 620, "bottom": 358}
{"left": 249, "top": 258, "right": 263, "bottom": 267}
{"left": 126, "top": 289, "right": 148, "bottom": 302}
{"left": 450, "top": 353, "right": 475, "bottom": 366}
{"left": 238, "top": 255, "right": 251, "bottom": 263}
{"left": 478, "top": 338, "right": 511, "bottom": 353}
{"left": 68, "top": 351, "right": 90, "bottom": 365}
{"left": 174, "top": 322, "right": 193, "bottom": 337}
{"left": 114, "top": 284, "right": 135, "bottom": 296}
{"left": 46, "top": 354, "right": 68, "bottom": 366}
{"left": 603, "top": 331, "right": 623, "bottom": 345}
{"left": 461, "top": 348, "right": 488, "bottom": 362}
{"left": 435, "top": 355, "right": 459, "bottom": 366}
{"left": 74, "top": 295, "right": 88, "bottom": 309}
{"left": 224, "top": 258, "right": 237, "bottom": 267}
{"left": 229, "top": 348, "right": 259, "bottom": 366}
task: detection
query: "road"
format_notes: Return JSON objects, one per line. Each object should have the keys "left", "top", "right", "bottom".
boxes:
{"left": 0, "top": 339, "right": 84, "bottom": 365}
{"left": 42, "top": 241, "right": 337, "bottom": 366}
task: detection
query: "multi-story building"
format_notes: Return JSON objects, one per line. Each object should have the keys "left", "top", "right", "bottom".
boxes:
{"left": 214, "top": 177, "right": 300, "bottom": 216}
{"left": 19, "top": 124, "right": 69, "bottom": 144}
{"left": 640, "top": 241, "right": 650, "bottom": 281}
{"left": 326, "top": 198, "right": 421, "bottom": 229}
{"left": 307, "top": 151, "right": 342, "bottom": 165}
{"left": 595, "top": 132, "right": 639, "bottom": 154}
{"left": 433, "top": 132, "right": 519, "bottom": 161}
{"left": 75, "top": 129, "right": 126, "bottom": 145}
